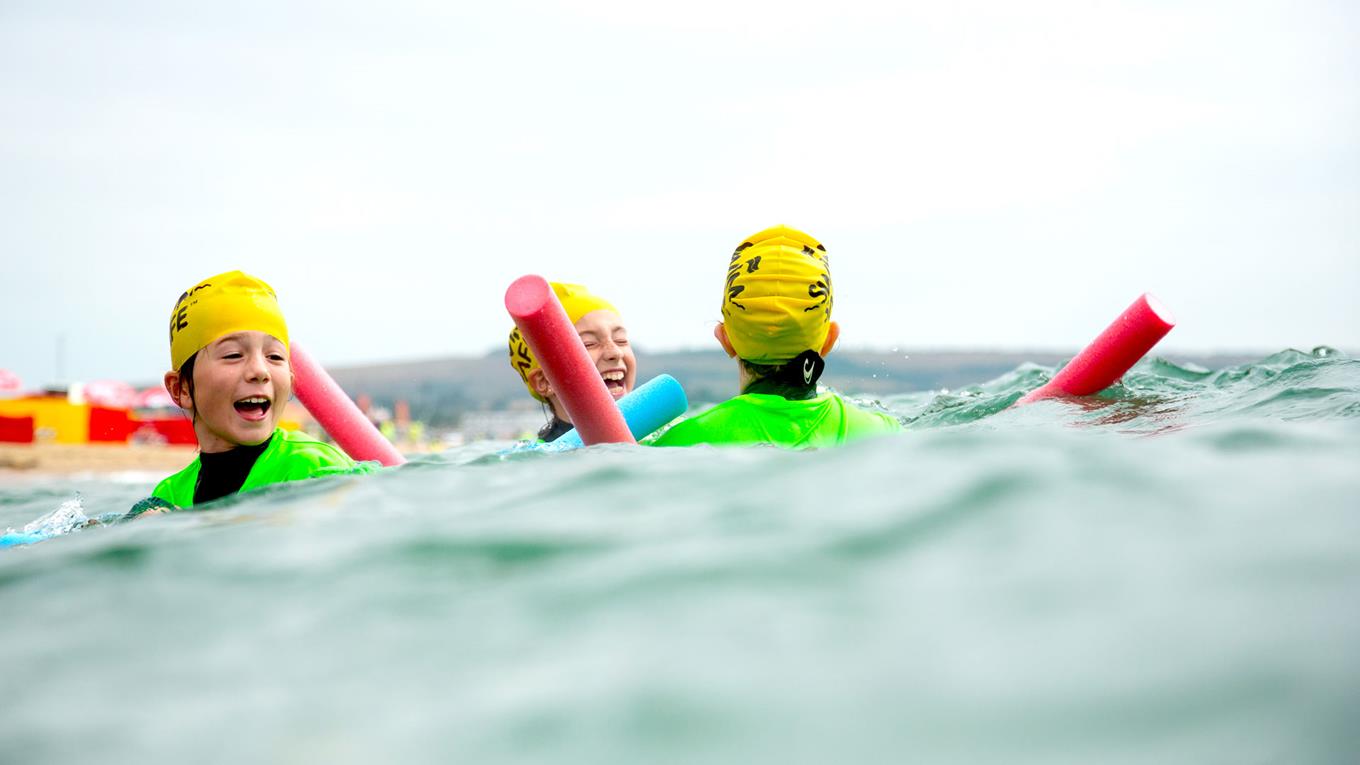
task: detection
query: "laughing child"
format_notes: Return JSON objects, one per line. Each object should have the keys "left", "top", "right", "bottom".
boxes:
{"left": 145, "top": 271, "right": 374, "bottom": 509}
{"left": 507, "top": 282, "right": 637, "bottom": 442}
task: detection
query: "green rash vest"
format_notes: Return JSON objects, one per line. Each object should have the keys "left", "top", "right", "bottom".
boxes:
{"left": 650, "top": 391, "right": 901, "bottom": 449}
{"left": 151, "top": 427, "right": 377, "bottom": 508}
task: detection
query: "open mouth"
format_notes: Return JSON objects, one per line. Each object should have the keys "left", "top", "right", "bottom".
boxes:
{"left": 601, "top": 369, "right": 628, "bottom": 398}
{"left": 234, "top": 396, "right": 272, "bottom": 422}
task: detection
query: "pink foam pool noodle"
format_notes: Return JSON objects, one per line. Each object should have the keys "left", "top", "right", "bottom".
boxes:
{"left": 505, "top": 275, "right": 635, "bottom": 446}
{"left": 290, "top": 342, "right": 406, "bottom": 466}
{"left": 1017, "top": 293, "right": 1176, "bottom": 405}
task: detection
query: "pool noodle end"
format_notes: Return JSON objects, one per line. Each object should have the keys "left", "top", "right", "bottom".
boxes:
{"left": 1017, "top": 293, "right": 1176, "bottom": 405}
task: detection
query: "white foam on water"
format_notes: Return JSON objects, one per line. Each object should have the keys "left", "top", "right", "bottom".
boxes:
{"left": 21, "top": 495, "right": 89, "bottom": 537}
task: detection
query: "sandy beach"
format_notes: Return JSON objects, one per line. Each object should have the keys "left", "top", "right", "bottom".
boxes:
{"left": 0, "top": 443, "right": 196, "bottom": 478}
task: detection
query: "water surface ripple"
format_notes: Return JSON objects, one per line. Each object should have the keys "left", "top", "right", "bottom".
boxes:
{"left": 2, "top": 349, "right": 1358, "bottom": 763}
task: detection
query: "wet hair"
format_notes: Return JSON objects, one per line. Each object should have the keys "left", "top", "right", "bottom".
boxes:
{"left": 536, "top": 400, "right": 572, "bottom": 442}
{"left": 740, "top": 350, "right": 826, "bottom": 401}
{"left": 177, "top": 352, "right": 199, "bottom": 420}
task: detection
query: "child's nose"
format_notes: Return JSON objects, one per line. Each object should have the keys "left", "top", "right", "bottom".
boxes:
{"left": 244, "top": 351, "right": 271, "bottom": 381}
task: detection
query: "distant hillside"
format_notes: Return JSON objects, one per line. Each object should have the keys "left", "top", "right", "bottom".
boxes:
{"left": 326, "top": 348, "right": 1261, "bottom": 427}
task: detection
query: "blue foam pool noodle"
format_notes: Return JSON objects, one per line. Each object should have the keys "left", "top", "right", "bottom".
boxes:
{"left": 552, "top": 374, "right": 688, "bottom": 449}
{"left": 1, "top": 531, "right": 49, "bottom": 548}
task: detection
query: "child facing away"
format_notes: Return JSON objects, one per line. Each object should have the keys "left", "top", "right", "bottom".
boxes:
{"left": 507, "top": 282, "right": 637, "bottom": 442}
{"left": 651, "top": 226, "right": 900, "bottom": 448}
{"left": 138, "top": 271, "right": 375, "bottom": 512}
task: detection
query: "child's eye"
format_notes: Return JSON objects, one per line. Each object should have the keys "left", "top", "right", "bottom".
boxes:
{"left": 268, "top": 354, "right": 286, "bottom": 362}
{"left": 223, "top": 352, "right": 243, "bottom": 359}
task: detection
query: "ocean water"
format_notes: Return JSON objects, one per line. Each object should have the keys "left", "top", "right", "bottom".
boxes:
{"left": 2, "top": 348, "right": 1358, "bottom": 764}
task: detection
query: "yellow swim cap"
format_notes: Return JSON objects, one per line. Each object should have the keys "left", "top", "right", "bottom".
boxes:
{"left": 721, "top": 225, "right": 833, "bottom": 364}
{"left": 507, "top": 282, "right": 620, "bottom": 401}
{"left": 168, "top": 271, "right": 289, "bottom": 371}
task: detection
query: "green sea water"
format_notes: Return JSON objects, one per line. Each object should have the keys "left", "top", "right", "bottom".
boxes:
{"left": 2, "top": 348, "right": 1358, "bottom": 764}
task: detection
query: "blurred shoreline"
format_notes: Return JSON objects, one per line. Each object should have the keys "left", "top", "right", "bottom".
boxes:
{"left": 0, "top": 349, "right": 1302, "bottom": 475}
{"left": 0, "top": 443, "right": 195, "bottom": 478}
{"left": 319, "top": 348, "right": 1272, "bottom": 428}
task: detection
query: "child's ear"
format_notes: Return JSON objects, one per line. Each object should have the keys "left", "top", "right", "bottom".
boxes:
{"left": 713, "top": 323, "right": 737, "bottom": 358}
{"left": 820, "top": 322, "right": 841, "bottom": 356}
{"left": 164, "top": 371, "right": 193, "bottom": 411}
{"left": 529, "top": 369, "right": 554, "bottom": 399}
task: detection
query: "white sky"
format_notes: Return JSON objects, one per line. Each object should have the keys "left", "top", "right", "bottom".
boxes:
{"left": 3, "top": 0, "right": 1357, "bottom": 386}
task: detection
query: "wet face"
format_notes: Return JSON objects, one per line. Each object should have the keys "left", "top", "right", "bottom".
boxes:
{"left": 535, "top": 310, "right": 637, "bottom": 421}
{"left": 170, "top": 331, "right": 291, "bottom": 453}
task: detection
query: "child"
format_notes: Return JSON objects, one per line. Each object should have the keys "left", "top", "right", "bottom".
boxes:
{"left": 652, "top": 226, "right": 900, "bottom": 448}
{"left": 508, "top": 282, "right": 637, "bottom": 442}
{"left": 145, "top": 271, "right": 374, "bottom": 510}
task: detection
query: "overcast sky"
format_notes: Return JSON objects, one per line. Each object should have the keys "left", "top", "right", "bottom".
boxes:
{"left": 2, "top": 0, "right": 1357, "bottom": 387}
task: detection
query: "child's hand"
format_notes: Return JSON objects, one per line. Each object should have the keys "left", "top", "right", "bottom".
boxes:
{"left": 123, "top": 496, "right": 176, "bottom": 521}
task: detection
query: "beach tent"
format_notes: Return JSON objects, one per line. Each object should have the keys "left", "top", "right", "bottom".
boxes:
{"left": 0, "top": 414, "right": 33, "bottom": 442}
{"left": 0, "top": 395, "right": 92, "bottom": 443}
{"left": 0, "top": 369, "right": 21, "bottom": 398}
{"left": 133, "top": 386, "right": 176, "bottom": 411}
{"left": 126, "top": 386, "right": 195, "bottom": 444}
{"left": 80, "top": 380, "right": 138, "bottom": 409}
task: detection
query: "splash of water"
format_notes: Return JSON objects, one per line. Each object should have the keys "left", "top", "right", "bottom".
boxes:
{"left": 20, "top": 495, "right": 88, "bottom": 536}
